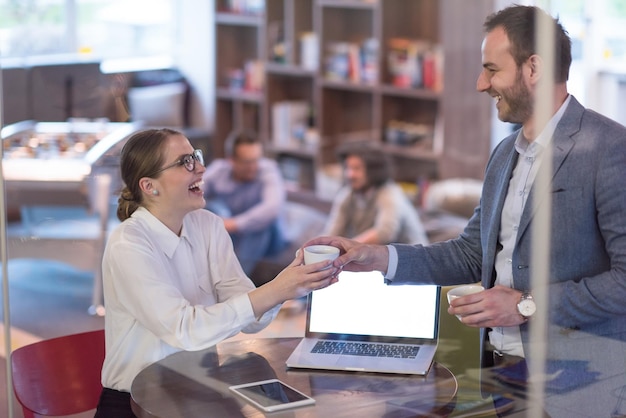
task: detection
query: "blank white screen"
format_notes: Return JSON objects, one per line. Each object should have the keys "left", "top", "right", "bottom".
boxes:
{"left": 308, "top": 271, "right": 439, "bottom": 339}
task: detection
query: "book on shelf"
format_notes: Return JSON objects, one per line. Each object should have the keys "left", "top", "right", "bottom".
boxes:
{"left": 324, "top": 38, "right": 378, "bottom": 84}
{"left": 272, "top": 101, "right": 309, "bottom": 147}
{"left": 387, "top": 38, "right": 443, "bottom": 91}
{"left": 224, "top": 0, "right": 264, "bottom": 15}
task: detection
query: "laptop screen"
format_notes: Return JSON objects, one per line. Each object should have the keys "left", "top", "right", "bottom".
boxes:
{"left": 307, "top": 271, "right": 440, "bottom": 341}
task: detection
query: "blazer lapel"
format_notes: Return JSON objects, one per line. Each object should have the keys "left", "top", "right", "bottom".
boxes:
{"left": 517, "top": 98, "right": 583, "bottom": 242}
{"left": 482, "top": 141, "right": 519, "bottom": 285}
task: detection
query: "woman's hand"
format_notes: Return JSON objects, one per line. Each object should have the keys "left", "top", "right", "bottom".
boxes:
{"left": 248, "top": 249, "right": 338, "bottom": 317}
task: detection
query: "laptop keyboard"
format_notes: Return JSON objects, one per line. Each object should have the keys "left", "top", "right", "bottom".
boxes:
{"left": 311, "top": 340, "right": 420, "bottom": 358}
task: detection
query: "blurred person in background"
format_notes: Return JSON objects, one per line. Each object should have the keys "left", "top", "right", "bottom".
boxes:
{"left": 324, "top": 142, "right": 428, "bottom": 245}
{"left": 202, "top": 130, "right": 287, "bottom": 275}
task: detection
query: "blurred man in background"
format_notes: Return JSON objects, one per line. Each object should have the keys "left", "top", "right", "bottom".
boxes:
{"left": 203, "top": 130, "right": 286, "bottom": 275}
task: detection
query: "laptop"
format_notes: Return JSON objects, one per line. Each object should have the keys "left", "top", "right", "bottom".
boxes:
{"left": 286, "top": 270, "right": 441, "bottom": 375}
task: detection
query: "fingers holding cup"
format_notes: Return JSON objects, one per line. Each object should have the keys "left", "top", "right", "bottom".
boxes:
{"left": 447, "top": 284, "right": 484, "bottom": 321}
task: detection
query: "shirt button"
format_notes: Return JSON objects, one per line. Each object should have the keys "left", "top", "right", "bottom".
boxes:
{"left": 507, "top": 258, "right": 512, "bottom": 264}
{"left": 513, "top": 225, "right": 519, "bottom": 231}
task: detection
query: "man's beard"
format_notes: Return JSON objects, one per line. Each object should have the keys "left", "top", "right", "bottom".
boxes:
{"left": 350, "top": 179, "right": 370, "bottom": 193}
{"left": 497, "top": 69, "right": 533, "bottom": 124}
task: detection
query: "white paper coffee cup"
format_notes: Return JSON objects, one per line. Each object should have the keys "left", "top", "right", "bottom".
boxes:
{"left": 303, "top": 245, "right": 339, "bottom": 265}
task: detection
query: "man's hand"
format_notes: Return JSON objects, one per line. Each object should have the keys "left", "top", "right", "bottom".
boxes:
{"left": 448, "top": 285, "right": 527, "bottom": 327}
{"left": 302, "top": 236, "right": 390, "bottom": 275}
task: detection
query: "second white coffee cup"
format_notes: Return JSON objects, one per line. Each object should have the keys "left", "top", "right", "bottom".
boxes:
{"left": 447, "top": 284, "right": 484, "bottom": 320}
{"left": 303, "top": 245, "right": 340, "bottom": 265}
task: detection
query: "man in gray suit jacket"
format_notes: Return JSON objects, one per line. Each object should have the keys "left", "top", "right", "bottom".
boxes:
{"left": 307, "top": 5, "right": 626, "bottom": 416}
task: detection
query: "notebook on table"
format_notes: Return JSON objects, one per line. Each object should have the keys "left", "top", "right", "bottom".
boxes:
{"left": 286, "top": 271, "right": 441, "bottom": 375}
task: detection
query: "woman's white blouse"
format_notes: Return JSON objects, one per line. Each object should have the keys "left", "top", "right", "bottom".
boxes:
{"left": 100, "top": 207, "right": 279, "bottom": 391}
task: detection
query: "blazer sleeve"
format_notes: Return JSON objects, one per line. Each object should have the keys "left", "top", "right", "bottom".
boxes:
{"left": 392, "top": 210, "right": 484, "bottom": 286}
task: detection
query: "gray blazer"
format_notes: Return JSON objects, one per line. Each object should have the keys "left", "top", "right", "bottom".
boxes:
{"left": 392, "top": 96, "right": 626, "bottom": 367}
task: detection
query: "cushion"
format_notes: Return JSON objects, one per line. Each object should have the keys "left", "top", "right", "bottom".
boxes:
{"left": 423, "top": 178, "right": 483, "bottom": 219}
{"left": 127, "top": 82, "right": 187, "bottom": 127}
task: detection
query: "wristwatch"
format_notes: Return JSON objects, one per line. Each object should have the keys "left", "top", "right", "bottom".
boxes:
{"left": 517, "top": 291, "right": 536, "bottom": 319}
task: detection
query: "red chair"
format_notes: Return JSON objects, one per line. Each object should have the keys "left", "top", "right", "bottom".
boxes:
{"left": 10, "top": 329, "right": 105, "bottom": 417}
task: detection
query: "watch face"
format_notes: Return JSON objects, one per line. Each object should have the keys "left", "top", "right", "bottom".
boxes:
{"left": 518, "top": 299, "right": 536, "bottom": 317}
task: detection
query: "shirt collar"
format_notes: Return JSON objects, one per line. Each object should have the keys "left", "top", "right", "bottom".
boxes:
{"left": 515, "top": 94, "right": 571, "bottom": 155}
{"left": 132, "top": 207, "right": 191, "bottom": 258}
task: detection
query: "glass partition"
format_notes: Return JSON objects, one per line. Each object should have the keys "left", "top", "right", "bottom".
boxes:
{"left": 0, "top": 118, "right": 137, "bottom": 417}
{"left": 2, "top": 2, "right": 626, "bottom": 418}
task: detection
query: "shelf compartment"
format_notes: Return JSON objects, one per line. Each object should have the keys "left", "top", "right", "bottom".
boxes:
{"left": 265, "top": 62, "right": 316, "bottom": 77}
{"left": 381, "top": 0, "right": 441, "bottom": 89}
{"left": 267, "top": 143, "right": 318, "bottom": 159}
{"left": 320, "top": 88, "right": 375, "bottom": 141}
{"left": 215, "top": 24, "right": 263, "bottom": 89}
{"left": 214, "top": 98, "right": 261, "bottom": 156}
{"left": 321, "top": 7, "right": 374, "bottom": 45}
{"left": 215, "top": 87, "right": 263, "bottom": 103}
{"left": 382, "top": 0, "right": 438, "bottom": 41}
{"left": 215, "top": 12, "right": 264, "bottom": 26}
{"left": 317, "top": 0, "right": 378, "bottom": 10}
{"left": 266, "top": 72, "right": 315, "bottom": 149}
{"left": 320, "top": 78, "right": 378, "bottom": 92}
{"left": 381, "top": 94, "right": 438, "bottom": 129}
{"left": 266, "top": 0, "right": 315, "bottom": 66}
{"left": 379, "top": 84, "right": 440, "bottom": 100}
{"left": 276, "top": 153, "right": 317, "bottom": 191}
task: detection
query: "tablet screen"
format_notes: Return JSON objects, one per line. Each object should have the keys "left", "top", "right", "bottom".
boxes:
{"left": 230, "top": 379, "right": 315, "bottom": 412}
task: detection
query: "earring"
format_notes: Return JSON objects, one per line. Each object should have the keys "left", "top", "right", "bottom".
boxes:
{"left": 152, "top": 190, "right": 159, "bottom": 196}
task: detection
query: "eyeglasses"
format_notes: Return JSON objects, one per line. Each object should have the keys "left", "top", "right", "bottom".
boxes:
{"left": 148, "top": 149, "right": 204, "bottom": 177}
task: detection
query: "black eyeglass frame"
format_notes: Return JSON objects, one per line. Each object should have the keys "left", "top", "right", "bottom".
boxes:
{"left": 147, "top": 149, "right": 204, "bottom": 177}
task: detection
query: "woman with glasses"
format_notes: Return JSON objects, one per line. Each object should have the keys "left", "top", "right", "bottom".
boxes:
{"left": 95, "top": 128, "right": 338, "bottom": 417}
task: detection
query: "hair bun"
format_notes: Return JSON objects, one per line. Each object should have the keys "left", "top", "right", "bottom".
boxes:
{"left": 119, "top": 187, "right": 134, "bottom": 202}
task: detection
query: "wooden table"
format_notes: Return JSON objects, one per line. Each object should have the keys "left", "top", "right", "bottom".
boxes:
{"left": 130, "top": 338, "right": 458, "bottom": 417}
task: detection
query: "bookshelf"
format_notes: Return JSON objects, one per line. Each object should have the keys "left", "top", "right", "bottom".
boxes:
{"left": 213, "top": 0, "right": 493, "bottom": 196}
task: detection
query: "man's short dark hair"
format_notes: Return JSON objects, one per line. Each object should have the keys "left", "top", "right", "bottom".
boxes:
{"left": 224, "top": 129, "right": 261, "bottom": 158}
{"left": 484, "top": 5, "right": 572, "bottom": 83}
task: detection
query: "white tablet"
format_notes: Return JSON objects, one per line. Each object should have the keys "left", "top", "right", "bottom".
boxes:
{"left": 229, "top": 379, "right": 315, "bottom": 412}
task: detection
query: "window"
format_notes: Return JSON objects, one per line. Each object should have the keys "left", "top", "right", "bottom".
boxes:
{"left": 0, "top": 0, "right": 175, "bottom": 61}
{"left": 600, "top": 0, "right": 626, "bottom": 63}
{"left": 537, "top": 0, "right": 626, "bottom": 68}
